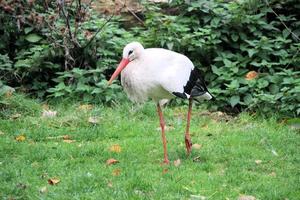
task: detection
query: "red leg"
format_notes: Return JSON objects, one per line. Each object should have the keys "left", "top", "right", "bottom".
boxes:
{"left": 185, "top": 98, "right": 193, "bottom": 155}
{"left": 156, "top": 103, "right": 169, "bottom": 164}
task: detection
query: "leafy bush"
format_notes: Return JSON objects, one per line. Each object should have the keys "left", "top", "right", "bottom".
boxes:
{"left": 0, "top": 0, "right": 129, "bottom": 103}
{"left": 137, "top": 0, "right": 300, "bottom": 116}
{"left": 0, "top": 0, "right": 299, "bottom": 116}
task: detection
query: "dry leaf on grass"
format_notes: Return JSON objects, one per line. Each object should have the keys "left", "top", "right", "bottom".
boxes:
{"left": 109, "top": 144, "right": 121, "bottom": 153}
{"left": 174, "top": 159, "right": 181, "bottom": 167}
{"left": 11, "top": 113, "right": 21, "bottom": 119}
{"left": 106, "top": 158, "right": 119, "bottom": 165}
{"left": 15, "top": 135, "right": 26, "bottom": 142}
{"left": 193, "top": 156, "right": 202, "bottom": 163}
{"left": 39, "top": 186, "right": 48, "bottom": 193}
{"left": 269, "top": 172, "right": 276, "bottom": 177}
{"left": 112, "top": 168, "right": 121, "bottom": 176}
{"left": 156, "top": 125, "right": 174, "bottom": 131}
{"left": 238, "top": 195, "right": 256, "bottom": 200}
{"left": 107, "top": 181, "right": 113, "bottom": 188}
{"left": 5, "top": 89, "right": 14, "bottom": 98}
{"left": 201, "top": 124, "right": 208, "bottom": 129}
{"left": 88, "top": 116, "right": 100, "bottom": 124}
{"left": 46, "top": 135, "right": 70, "bottom": 140}
{"left": 255, "top": 160, "right": 262, "bottom": 164}
{"left": 162, "top": 168, "right": 168, "bottom": 174}
{"left": 42, "top": 110, "right": 57, "bottom": 118}
{"left": 192, "top": 144, "right": 202, "bottom": 150}
{"left": 190, "top": 194, "right": 207, "bottom": 200}
{"left": 63, "top": 135, "right": 71, "bottom": 140}
{"left": 78, "top": 104, "right": 93, "bottom": 111}
{"left": 63, "top": 139, "right": 75, "bottom": 143}
{"left": 48, "top": 178, "right": 60, "bottom": 185}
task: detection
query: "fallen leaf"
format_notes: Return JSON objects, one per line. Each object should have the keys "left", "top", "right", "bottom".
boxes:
{"left": 269, "top": 172, "right": 276, "bottom": 177}
{"left": 106, "top": 158, "right": 119, "bottom": 165}
{"left": 15, "top": 135, "right": 26, "bottom": 142}
{"left": 193, "top": 156, "right": 202, "bottom": 162}
{"left": 162, "top": 168, "right": 168, "bottom": 174}
{"left": 42, "top": 110, "right": 57, "bottom": 118}
{"left": 63, "top": 135, "right": 71, "bottom": 140}
{"left": 192, "top": 143, "right": 202, "bottom": 150}
{"left": 39, "top": 186, "right": 48, "bottom": 193}
{"left": 5, "top": 90, "right": 14, "bottom": 98}
{"left": 190, "top": 194, "right": 207, "bottom": 200}
{"left": 110, "top": 144, "right": 122, "bottom": 153}
{"left": 112, "top": 168, "right": 121, "bottom": 176}
{"left": 238, "top": 195, "right": 256, "bottom": 200}
{"left": 245, "top": 71, "right": 258, "bottom": 80}
{"left": 174, "top": 159, "right": 181, "bottom": 167}
{"left": 107, "top": 181, "right": 113, "bottom": 188}
{"left": 11, "top": 113, "right": 21, "bottom": 119}
{"left": 255, "top": 160, "right": 262, "bottom": 164}
{"left": 156, "top": 125, "right": 174, "bottom": 131}
{"left": 88, "top": 116, "right": 100, "bottom": 124}
{"left": 63, "top": 139, "right": 75, "bottom": 143}
{"left": 201, "top": 124, "right": 208, "bottom": 129}
{"left": 48, "top": 178, "right": 60, "bottom": 185}
{"left": 78, "top": 104, "right": 93, "bottom": 111}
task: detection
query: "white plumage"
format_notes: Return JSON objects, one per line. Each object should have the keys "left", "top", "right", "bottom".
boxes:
{"left": 108, "top": 41, "right": 213, "bottom": 164}
{"left": 118, "top": 42, "right": 211, "bottom": 104}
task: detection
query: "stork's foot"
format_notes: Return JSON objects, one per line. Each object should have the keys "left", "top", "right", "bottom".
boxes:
{"left": 162, "top": 158, "right": 170, "bottom": 165}
{"left": 185, "top": 134, "right": 192, "bottom": 156}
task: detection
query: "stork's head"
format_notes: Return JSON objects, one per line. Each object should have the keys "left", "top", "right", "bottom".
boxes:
{"left": 108, "top": 42, "right": 144, "bottom": 85}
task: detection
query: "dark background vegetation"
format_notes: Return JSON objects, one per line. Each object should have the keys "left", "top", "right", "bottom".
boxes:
{"left": 0, "top": 0, "right": 299, "bottom": 116}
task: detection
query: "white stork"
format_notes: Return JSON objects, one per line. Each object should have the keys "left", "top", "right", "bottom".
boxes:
{"left": 108, "top": 42, "right": 213, "bottom": 164}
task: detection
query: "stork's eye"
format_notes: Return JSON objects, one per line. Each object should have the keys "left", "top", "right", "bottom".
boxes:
{"left": 128, "top": 50, "right": 133, "bottom": 55}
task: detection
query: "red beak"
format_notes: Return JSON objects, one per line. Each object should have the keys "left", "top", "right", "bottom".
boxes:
{"left": 108, "top": 58, "right": 130, "bottom": 85}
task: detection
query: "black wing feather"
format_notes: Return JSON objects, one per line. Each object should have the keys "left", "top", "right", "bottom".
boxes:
{"left": 173, "top": 67, "right": 213, "bottom": 99}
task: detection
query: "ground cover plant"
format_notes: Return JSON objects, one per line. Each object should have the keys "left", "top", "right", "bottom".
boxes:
{"left": 0, "top": 95, "right": 299, "bottom": 199}
{"left": 0, "top": 0, "right": 299, "bottom": 116}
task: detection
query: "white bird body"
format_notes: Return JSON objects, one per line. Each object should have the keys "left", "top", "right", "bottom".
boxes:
{"left": 108, "top": 42, "right": 213, "bottom": 164}
{"left": 119, "top": 47, "right": 212, "bottom": 104}
{"left": 121, "top": 48, "right": 193, "bottom": 103}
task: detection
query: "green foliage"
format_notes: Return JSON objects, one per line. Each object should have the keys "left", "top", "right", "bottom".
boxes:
{"left": 137, "top": 0, "right": 300, "bottom": 116}
{"left": 0, "top": 0, "right": 299, "bottom": 116}
{"left": 0, "top": 1, "right": 128, "bottom": 103}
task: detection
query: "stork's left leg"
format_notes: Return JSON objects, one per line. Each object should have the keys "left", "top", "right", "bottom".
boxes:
{"left": 156, "top": 103, "right": 170, "bottom": 164}
{"left": 185, "top": 98, "right": 193, "bottom": 155}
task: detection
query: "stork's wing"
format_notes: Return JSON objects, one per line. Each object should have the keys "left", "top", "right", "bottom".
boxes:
{"left": 172, "top": 67, "right": 213, "bottom": 101}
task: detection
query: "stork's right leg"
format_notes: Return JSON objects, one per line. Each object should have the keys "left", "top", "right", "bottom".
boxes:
{"left": 185, "top": 98, "right": 193, "bottom": 155}
{"left": 156, "top": 103, "right": 169, "bottom": 164}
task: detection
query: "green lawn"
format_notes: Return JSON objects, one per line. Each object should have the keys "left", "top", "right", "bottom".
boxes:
{"left": 0, "top": 96, "right": 299, "bottom": 200}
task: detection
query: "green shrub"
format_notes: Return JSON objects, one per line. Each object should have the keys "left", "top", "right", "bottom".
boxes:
{"left": 0, "top": 0, "right": 130, "bottom": 103}
{"left": 0, "top": 0, "right": 299, "bottom": 116}
{"left": 137, "top": 0, "right": 300, "bottom": 116}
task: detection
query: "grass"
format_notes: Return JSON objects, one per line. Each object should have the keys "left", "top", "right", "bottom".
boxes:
{"left": 0, "top": 95, "right": 299, "bottom": 200}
